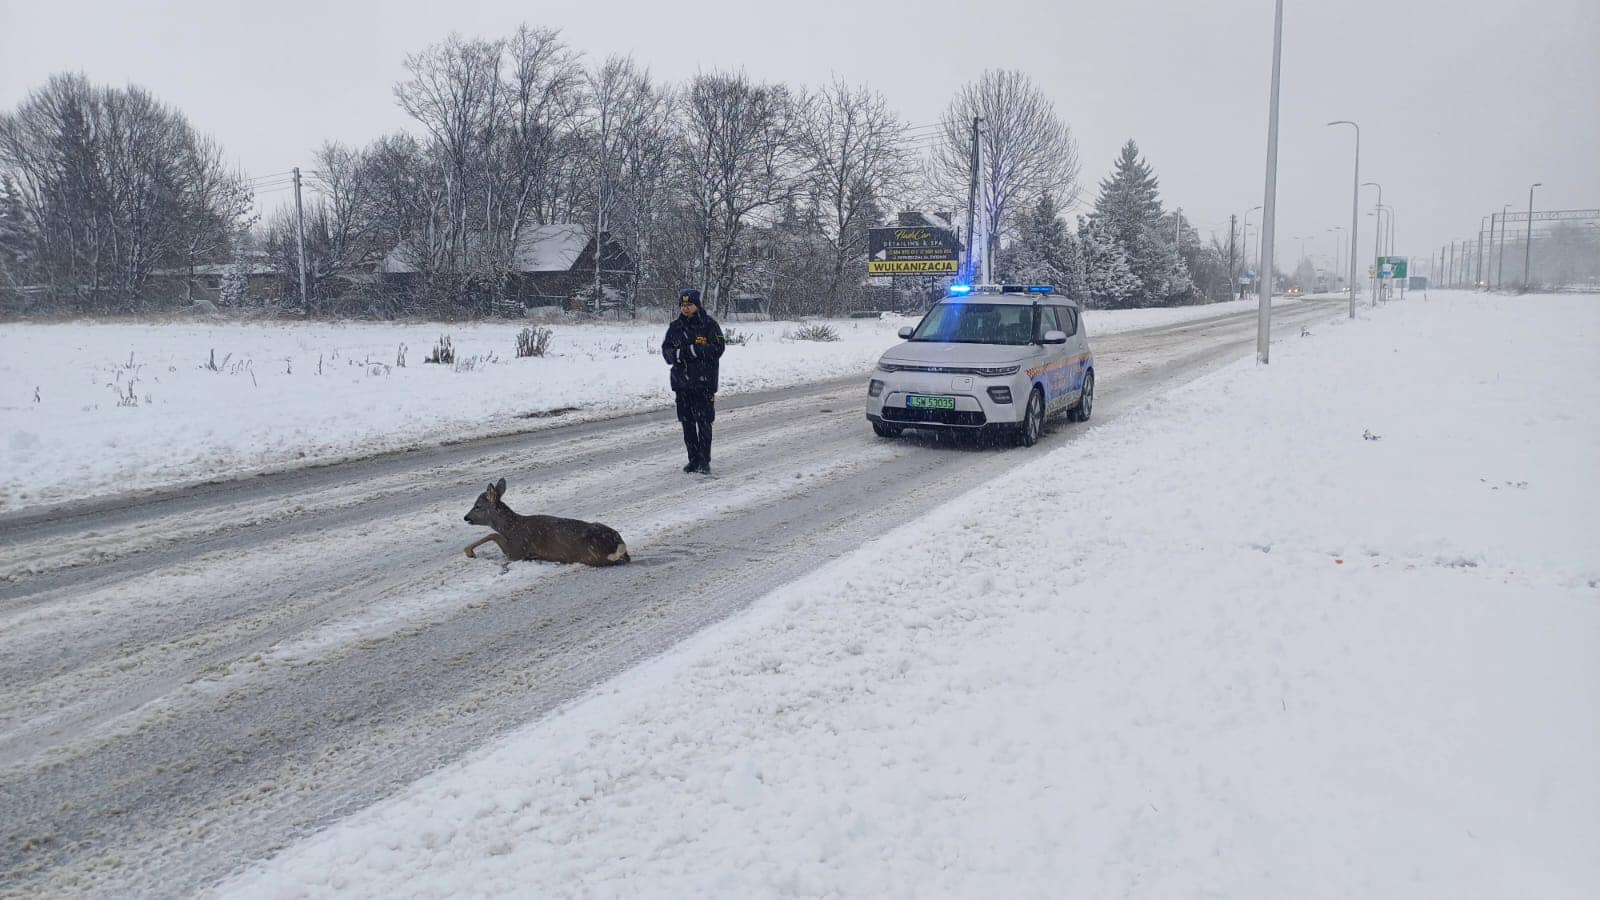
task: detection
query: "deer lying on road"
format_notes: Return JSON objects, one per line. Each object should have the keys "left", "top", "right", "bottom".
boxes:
{"left": 463, "top": 478, "right": 630, "bottom": 566}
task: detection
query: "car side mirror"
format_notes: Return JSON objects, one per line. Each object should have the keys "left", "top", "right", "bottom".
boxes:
{"left": 898, "top": 326, "right": 915, "bottom": 339}
{"left": 1042, "top": 330, "right": 1068, "bottom": 344}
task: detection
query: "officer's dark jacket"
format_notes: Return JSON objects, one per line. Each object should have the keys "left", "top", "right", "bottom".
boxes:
{"left": 661, "top": 312, "right": 726, "bottom": 393}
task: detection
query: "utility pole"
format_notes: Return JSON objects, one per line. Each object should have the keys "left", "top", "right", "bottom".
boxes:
{"left": 1523, "top": 182, "right": 1541, "bottom": 291}
{"left": 1447, "top": 241, "right": 1455, "bottom": 288}
{"left": 1243, "top": 205, "right": 1262, "bottom": 296}
{"left": 292, "top": 167, "right": 310, "bottom": 313}
{"left": 1228, "top": 213, "right": 1237, "bottom": 300}
{"left": 963, "top": 116, "right": 981, "bottom": 284}
{"left": 1256, "top": 0, "right": 1284, "bottom": 364}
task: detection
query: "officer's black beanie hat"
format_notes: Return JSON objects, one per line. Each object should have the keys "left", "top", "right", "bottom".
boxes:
{"left": 679, "top": 288, "right": 701, "bottom": 306}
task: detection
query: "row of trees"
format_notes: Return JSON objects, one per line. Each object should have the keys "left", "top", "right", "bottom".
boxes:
{"left": 0, "top": 74, "right": 252, "bottom": 309}
{"left": 2, "top": 23, "right": 1245, "bottom": 317}
{"left": 275, "top": 26, "right": 1068, "bottom": 318}
{"left": 252, "top": 27, "right": 922, "bottom": 318}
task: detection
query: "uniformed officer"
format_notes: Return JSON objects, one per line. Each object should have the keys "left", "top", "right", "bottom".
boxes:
{"left": 661, "top": 289, "right": 726, "bottom": 474}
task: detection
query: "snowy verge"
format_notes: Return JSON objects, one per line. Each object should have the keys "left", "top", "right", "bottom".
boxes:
{"left": 221, "top": 291, "right": 1600, "bottom": 899}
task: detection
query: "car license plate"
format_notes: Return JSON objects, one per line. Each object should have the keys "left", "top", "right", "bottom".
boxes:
{"left": 906, "top": 395, "right": 956, "bottom": 410}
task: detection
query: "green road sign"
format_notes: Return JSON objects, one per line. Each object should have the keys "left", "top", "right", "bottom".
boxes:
{"left": 1378, "top": 256, "right": 1408, "bottom": 279}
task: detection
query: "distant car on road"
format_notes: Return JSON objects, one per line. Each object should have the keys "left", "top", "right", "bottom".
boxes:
{"left": 865, "top": 285, "right": 1094, "bottom": 447}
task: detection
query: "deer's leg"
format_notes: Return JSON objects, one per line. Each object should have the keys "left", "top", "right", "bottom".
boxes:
{"left": 464, "top": 533, "right": 511, "bottom": 559}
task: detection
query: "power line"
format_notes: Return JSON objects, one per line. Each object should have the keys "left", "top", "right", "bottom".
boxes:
{"left": 244, "top": 170, "right": 294, "bottom": 184}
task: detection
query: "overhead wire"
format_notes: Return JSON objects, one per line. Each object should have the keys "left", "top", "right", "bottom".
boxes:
{"left": 244, "top": 171, "right": 294, "bottom": 185}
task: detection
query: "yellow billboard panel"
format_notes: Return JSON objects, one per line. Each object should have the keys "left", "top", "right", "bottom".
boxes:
{"left": 867, "top": 260, "right": 961, "bottom": 275}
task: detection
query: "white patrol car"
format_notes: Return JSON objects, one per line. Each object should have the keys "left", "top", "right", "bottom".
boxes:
{"left": 865, "top": 285, "right": 1094, "bottom": 446}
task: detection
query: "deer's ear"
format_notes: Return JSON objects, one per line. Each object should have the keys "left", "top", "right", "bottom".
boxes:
{"left": 494, "top": 478, "right": 507, "bottom": 497}
{"left": 484, "top": 482, "right": 498, "bottom": 499}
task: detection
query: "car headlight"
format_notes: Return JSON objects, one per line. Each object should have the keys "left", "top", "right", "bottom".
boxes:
{"left": 973, "top": 365, "right": 1020, "bottom": 377}
{"left": 876, "top": 362, "right": 900, "bottom": 373}
{"left": 987, "top": 386, "right": 1013, "bottom": 404}
{"left": 868, "top": 379, "right": 885, "bottom": 397}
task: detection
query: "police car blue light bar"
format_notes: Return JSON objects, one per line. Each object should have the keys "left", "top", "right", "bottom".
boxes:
{"left": 958, "top": 284, "right": 1055, "bottom": 295}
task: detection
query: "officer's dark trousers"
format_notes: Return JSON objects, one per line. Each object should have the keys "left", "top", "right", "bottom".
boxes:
{"left": 674, "top": 390, "right": 715, "bottom": 466}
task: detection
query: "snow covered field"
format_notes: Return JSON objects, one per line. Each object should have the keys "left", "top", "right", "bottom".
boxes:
{"left": 0, "top": 297, "right": 1289, "bottom": 512}
{"left": 221, "top": 290, "right": 1599, "bottom": 899}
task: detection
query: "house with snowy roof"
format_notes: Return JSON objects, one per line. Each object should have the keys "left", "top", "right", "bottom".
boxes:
{"left": 378, "top": 224, "right": 634, "bottom": 311}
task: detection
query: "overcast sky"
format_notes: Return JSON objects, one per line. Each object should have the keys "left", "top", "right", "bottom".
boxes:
{"left": 4, "top": 0, "right": 1596, "bottom": 276}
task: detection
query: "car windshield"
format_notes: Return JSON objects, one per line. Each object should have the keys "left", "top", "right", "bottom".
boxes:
{"left": 908, "top": 302, "right": 1034, "bottom": 345}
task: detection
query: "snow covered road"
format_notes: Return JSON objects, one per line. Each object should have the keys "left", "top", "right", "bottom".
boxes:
{"left": 0, "top": 300, "right": 1343, "bottom": 898}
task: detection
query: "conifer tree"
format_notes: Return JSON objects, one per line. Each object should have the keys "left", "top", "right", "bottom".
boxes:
{"left": 1078, "top": 217, "right": 1140, "bottom": 309}
{"left": 1090, "top": 140, "right": 1193, "bottom": 305}
{"left": 997, "top": 194, "right": 1082, "bottom": 296}
{"left": 1093, "top": 140, "right": 1161, "bottom": 246}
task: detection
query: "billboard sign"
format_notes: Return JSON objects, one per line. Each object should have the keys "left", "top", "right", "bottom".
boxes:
{"left": 867, "top": 226, "right": 961, "bottom": 275}
{"left": 1378, "top": 256, "right": 1408, "bottom": 279}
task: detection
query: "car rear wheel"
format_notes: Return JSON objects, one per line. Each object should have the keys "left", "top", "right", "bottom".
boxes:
{"left": 1016, "top": 388, "right": 1044, "bottom": 447}
{"left": 1069, "top": 371, "right": 1094, "bottom": 422}
{"left": 871, "top": 421, "right": 902, "bottom": 438}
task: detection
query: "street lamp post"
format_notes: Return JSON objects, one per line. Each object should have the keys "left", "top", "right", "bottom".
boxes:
{"left": 1256, "top": 0, "right": 1284, "bottom": 363}
{"left": 1362, "top": 181, "right": 1381, "bottom": 306}
{"left": 1523, "top": 182, "right": 1541, "bottom": 292}
{"left": 1384, "top": 205, "right": 1399, "bottom": 297}
{"left": 1496, "top": 203, "right": 1510, "bottom": 290}
{"left": 1327, "top": 120, "right": 1360, "bottom": 317}
{"left": 1476, "top": 216, "right": 1490, "bottom": 289}
{"left": 1368, "top": 208, "right": 1390, "bottom": 299}
{"left": 1478, "top": 212, "right": 1491, "bottom": 286}
{"left": 1329, "top": 226, "right": 1344, "bottom": 291}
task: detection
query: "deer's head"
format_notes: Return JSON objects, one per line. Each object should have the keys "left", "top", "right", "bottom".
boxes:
{"left": 464, "top": 478, "right": 508, "bottom": 526}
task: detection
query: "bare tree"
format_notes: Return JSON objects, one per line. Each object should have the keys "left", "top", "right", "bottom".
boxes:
{"left": 307, "top": 142, "right": 374, "bottom": 278}
{"left": 174, "top": 133, "right": 255, "bottom": 302}
{"left": 0, "top": 73, "right": 250, "bottom": 309}
{"left": 395, "top": 33, "right": 504, "bottom": 275}
{"left": 494, "top": 26, "right": 583, "bottom": 268}
{"left": 357, "top": 133, "right": 445, "bottom": 272}
{"left": 616, "top": 84, "right": 678, "bottom": 313}
{"left": 679, "top": 70, "right": 801, "bottom": 315}
{"left": 797, "top": 78, "right": 911, "bottom": 315}
{"left": 933, "top": 70, "right": 1080, "bottom": 273}
{"left": 577, "top": 55, "right": 662, "bottom": 312}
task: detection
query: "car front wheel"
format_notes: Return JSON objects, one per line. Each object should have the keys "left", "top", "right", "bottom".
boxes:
{"left": 1016, "top": 388, "right": 1044, "bottom": 447}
